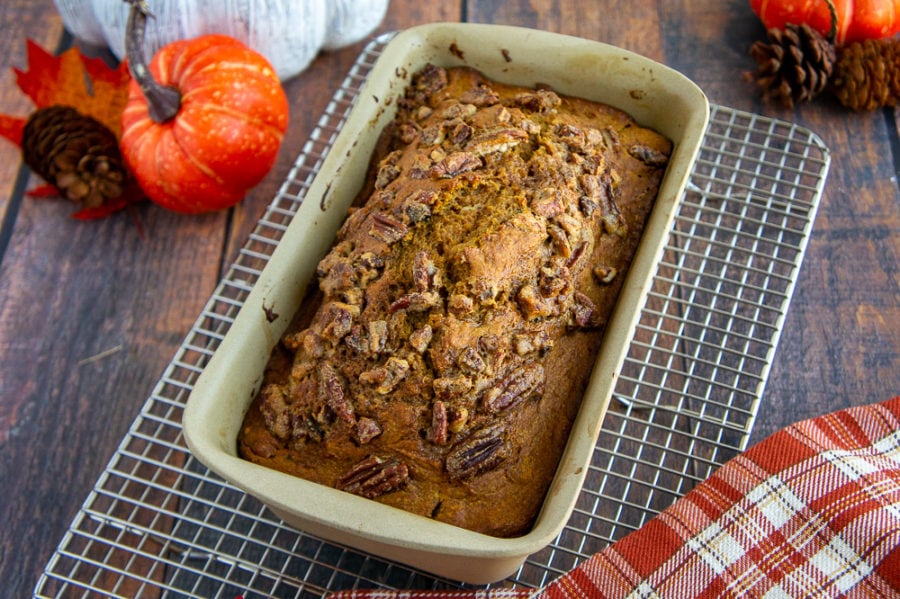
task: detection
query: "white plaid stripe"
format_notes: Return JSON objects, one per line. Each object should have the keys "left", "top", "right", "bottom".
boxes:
{"left": 825, "top": 448, "right": 885, "bottom": 481}
{"left": 760, "top": 583, "right": 790, "bottom": 598}
{"left": 687, "top": 522, "right": 744, "bottom": 575}
{"left": 625, "top": 581, "right": 659, "bottom": 599}
{"left": 745, "top": 475, "right": 805, "bottom": 530}
{"left": 807, "top": 535, "right": 873, "bottom": 594}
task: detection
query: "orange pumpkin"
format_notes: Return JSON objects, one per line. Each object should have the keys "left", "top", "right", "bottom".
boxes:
{"left": 120, "top": 5, "right": 289, "bottom": 214}
{"left": 749, "top": 0, "right": 900, "bottom": 45}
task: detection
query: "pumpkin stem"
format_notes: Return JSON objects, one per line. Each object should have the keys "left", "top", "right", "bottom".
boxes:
{"left": 823, "top": 0, "right": 838, "bottom": 44}
{"left": 124, "top": 0, "right": 180, "bottom": 123}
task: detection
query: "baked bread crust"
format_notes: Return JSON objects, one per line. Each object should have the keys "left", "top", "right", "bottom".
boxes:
{"left": 238, "top": 65, "right": 671, "bottom": 537}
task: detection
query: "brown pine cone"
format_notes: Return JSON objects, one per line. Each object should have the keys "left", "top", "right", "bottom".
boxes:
{"left": 831, "top": 38, "right": 900, "bottom": 111}
{"left": 748, "top": 23, "right": 836, "bottom": 109}
{"left": 22, "top": 105, "right": 129, "bottom": 209}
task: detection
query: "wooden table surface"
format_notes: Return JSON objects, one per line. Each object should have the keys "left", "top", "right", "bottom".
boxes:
{"left": 1, "top": 0, "right": 897, "bottom": 595}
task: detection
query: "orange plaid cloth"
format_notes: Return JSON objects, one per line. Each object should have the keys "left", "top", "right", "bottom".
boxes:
{"left": 330, "top": 396, "right": 900, "bottom": 598}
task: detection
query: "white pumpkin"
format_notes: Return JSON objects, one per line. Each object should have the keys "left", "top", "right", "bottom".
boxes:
{"left": 53, "top": 0, "right": 390, "bottom": 80}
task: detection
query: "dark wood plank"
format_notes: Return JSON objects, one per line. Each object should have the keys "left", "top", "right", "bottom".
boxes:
{"left": 0, "top": 1, "right": 64, "bottom": 226}
{"left": 0, "top": 3, "right": 226, "bottom": 596}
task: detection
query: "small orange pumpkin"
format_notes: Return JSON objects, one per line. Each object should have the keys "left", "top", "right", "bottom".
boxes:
{"left": 750, "top": 0, "right": 900, "bottom": 45}
{"left": 120, "top": 3, "right": 289, "bottom": 213}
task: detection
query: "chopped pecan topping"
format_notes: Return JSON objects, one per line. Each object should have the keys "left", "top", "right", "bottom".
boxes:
{"left": 420, "top": 123, "right": 445, "bottom": 147}
{"left": 571, "top": 291, "right": 601, "bottom": 328}
{"left": 414, "top": 63, "right": 448, "bottom": 95}
{"left": 389, "top": 290, "right": 442, "bottom": 314}
{"left": 320, "top": 302, "right": 358, "bottom": 343}
{"left": 513, "top": 331, "right": 554, "bottom": 356}
{"left": 547, "top": 223, "right": 572, "bottom": 258}
{"left": 439, "top": 103, "right": 477, "bottom": 120}
{"left": 457, "top": 346, "right": 486, "bottom": 374}
{"left": 448, "top": 293, "right": 474, "bottom": 317}
{"left": 431, "top": 400, "right": 449, "bottom": 445}
{"left": 514, "top": 88, "right": 562, "bottom": 112}
{"left": 555, "top": 123, "right": 588, "bottom": 151}
{"left": 483, "top": 362, "right": 545, "bottom": 413}
{"left": 445, "top": 423, "right": 509, "bottom": 481}
{"left": 447, "top": 406, "right": 469, "bottom": 433}
{"left": 414, "top": 105, "right": 433, "bottom": 121}
{"left": 532, "top": 187, "right": 566, "bottom": 219}
{"left": 565, "top": 241, "right": 588, "bottom": 270}
{"left": 360, "top": 357, "right": 409, "bottom": 394}
{"left": 344, "top": 325, "right": 368, "bottom": 354}
{"left": 516, "top": 284, "right": 552, "bottom": 320}
{"left": 430, "top": 151, "right": 482, "bottom": 178}
{"left": 284, "top": 329, "right": 324, "bottom": 358}
{"left": 466, "top": 127, "right": 528, "bottom": 157}
{"left": 412, "top": 251, "right": 439, "bottom": 291}
{"left": 448, "top": 119, "right": 474, "bottom": 145}
{"left": 433, "top": 374, "right": 473, "bottom": 399}
{"left": 409, "top": 324, "right": 433, "bottom": 353}
{"left": 374, "top": 163, "right": 400, "bottom": 189}
{"left": 539, "top": 266, "right": 572, "bottom": 298}
{"left": 404, "top": 200, "right": 432, "bottom": 224}
{"left": 355, "top": 417, "right": 382, "bottom": 445}
{"left": 259, "top": 384, "right": 290, "bottom": 440}
{"left": 337, "top": 455, "right": 409, "bottom": 499}
{"left": 318, "top": 362, "right": 354, "bottom": 424}
{"left": 367, "top": 320, "right": 389, "bottom": 354}
{"left": 398, "top": 121, "right": 419, "bottom": 144}
{"left": 593, "top": 265, "right": 618, "bottom": 285}
{"left": 369, "top": 213, "right": 409, "bottom": 244}
{"left": 460, "top": 83, "right": 500, "bottom": 106}
{"left": 629, "top": 144, "right": 669, "bottom": 167}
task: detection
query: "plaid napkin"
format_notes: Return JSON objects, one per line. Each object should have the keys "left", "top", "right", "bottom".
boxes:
{"left": 330, "top": 396, "right": 900, "bottom": 598}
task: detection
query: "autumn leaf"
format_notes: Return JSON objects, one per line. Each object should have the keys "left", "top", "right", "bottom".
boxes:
{"left": 14, "top": 40, "right": 131, "bottom": 137}
{"left": 0, "top": 39, "right": 141, "bottom": 219}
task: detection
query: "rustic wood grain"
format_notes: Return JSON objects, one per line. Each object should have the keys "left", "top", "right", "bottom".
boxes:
{"left": 1, "top": 0, "right": 898, "bottom": 596}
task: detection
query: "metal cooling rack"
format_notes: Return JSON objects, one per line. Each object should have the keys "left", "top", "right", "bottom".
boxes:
{"left": 34, "top": 33, "right": 829, "bottom": 598}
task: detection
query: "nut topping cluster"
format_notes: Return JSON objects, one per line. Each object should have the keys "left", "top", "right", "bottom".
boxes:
{"left": 248, "top": 63, "right": 670, "bottom": 515}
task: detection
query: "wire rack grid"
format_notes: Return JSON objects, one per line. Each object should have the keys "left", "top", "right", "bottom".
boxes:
{"left": 34, "top": 34, "right": 829, "bottom": 598}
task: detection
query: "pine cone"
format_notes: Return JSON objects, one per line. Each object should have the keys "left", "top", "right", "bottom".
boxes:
{"left": 748, "top": 23, "right": 836, "bottom": 109}
{"left": 831, "top": 38, "right": 900, "bottom": 111}
{"left": 22, "top": 105, "right": 129, "bottom": 209}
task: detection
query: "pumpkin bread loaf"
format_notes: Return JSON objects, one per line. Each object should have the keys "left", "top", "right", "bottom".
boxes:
{"left": 238, "top": 64, "right": 672, "bottom": 537}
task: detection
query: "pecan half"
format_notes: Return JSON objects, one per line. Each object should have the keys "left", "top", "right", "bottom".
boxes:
{"left": 318, "top": 362, "right": 354, "bottom": 424}
{"left": 483, "top": 362, "right": 545, "bottom": 413}
{"left": 430, "top": 151, "right": 482, "bottom": 178}
{"left": 445, "top": 423, "right": 508, "bottom": 481}
{"left": 337, "top": 455, "right": 409, "bottom": 499}
{"left": 628, "top": 144, "right": 669, "bottom": 167}
{"left": 571, "top": 291, "right": 601, "bottom": 328}
{"left": 369, "top": 213, "right": 409, "bottom": 245}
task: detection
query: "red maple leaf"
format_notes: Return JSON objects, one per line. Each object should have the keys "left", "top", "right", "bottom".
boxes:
{"left": 0, "top": 40, "right": 142, "bottom": 219}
